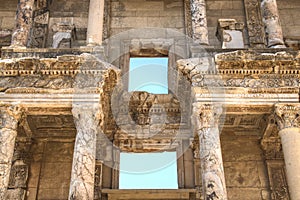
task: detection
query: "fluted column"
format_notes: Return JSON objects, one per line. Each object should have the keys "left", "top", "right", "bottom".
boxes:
{"left": 11, "top": 0, "right": 35, "bottom": 47}
{"left": 190, "top": 0, "right": 209, "bottom": 45}
{"left": 69, "top": 103, "right": 101, "bottom": 200}
{"left": 192, "top": 103, "right": 227, "bottom": 200}
{"left": 260, "top": 0, "right": 286, "bottom": 48}
{"left": 86, "top": 0, "right": 105, "bottom": 46}
{"left": 0, "top": 104, "right": 23, "bottom": 199}
{"left": 275, "top": 104, "right": 300, "bottom": 200}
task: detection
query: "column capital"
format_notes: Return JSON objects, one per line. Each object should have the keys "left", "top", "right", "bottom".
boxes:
{"left": 274, "top": 103, "right": 300, "bottom": 130}
{"left": 192, "top": 103, "right": 222, "bottom": 129}
{"left": 0, "top": 104, "right": 25, "bottom": 130}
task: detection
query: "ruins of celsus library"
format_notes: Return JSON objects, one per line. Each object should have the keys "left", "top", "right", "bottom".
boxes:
{"left": 0, "top": 0, "right": 300, "bottom": 199}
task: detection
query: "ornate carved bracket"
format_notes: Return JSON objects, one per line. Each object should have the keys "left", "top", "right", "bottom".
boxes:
{"left": 274, "top": 104, "right": 300, "bottom": 130}
{"left": 261, "top": 115, "right": 283, "bottom": 159}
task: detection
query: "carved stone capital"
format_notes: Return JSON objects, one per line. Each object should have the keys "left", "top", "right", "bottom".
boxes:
{"left": 0, "top": 104, "right": 25, "bottom": 130}
{"left": 192, "top": 103, "right": 222, "bottom": 129}
{"left": 72, "top": 103, "right": 101, "bottom": 129}
{"left": 274, "top": 104, "right": 300, "bottom": 130}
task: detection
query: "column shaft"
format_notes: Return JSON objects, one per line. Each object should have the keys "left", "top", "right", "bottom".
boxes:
{"left": 279, "top": 128, "right": 300, "bottom": 199}
{"left": 190, "top": 0, "right": 209, "bottom": 45}
{"left": 193, "top": 104, "right": 227, "bottom": 200}
{"left": 86, "top": 0, "right": 105, "bottom": 46}
{"left": 275, "top": 103, "right": 300, "bottom": 200}
{"left": 0, "top": 105, "right": 23, "bottom": 199}
{"left": 69, "top": 105, "right": 100, "bottom": 200}
{"left": 11, "top": 0, "right": 35, "bottom": 47}
{"left": 260, "top": 0, "right": 285, "bottom": 48}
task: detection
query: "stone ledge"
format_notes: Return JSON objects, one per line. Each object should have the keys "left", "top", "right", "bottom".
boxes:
{"left": 101, "top": 189, "right": 196, "bottom": 200}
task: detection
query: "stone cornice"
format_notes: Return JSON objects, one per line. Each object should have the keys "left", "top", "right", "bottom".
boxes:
{"left": 177, "top": 50, "right": 300, "bottom": 87}
{"left": 275, "top": 103, "right": 300, "bottom": 130}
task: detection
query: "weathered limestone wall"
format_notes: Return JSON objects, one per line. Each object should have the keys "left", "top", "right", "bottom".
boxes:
{"left": 109, "top": 0, "right": 185, "bottom": 36}
{"left": 221, "top": 135, "right": 269, "bottom": 200}
{"left": 206, "top": 0, "right": 247, "bottom": 47}
{"left": 0, "top": 0, "right": 17, "bottom": 29}
{"left": 27, "top": 140, "right": 74, "bottom": 200}
{"left": 277, "top": 0, "right": 300, "bottom": 39}
{"left": 0, "top": 0, "right": 18, "bottom": 47}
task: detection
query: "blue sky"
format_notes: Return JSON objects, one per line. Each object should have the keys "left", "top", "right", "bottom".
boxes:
{"left": 120, "top": 57, "right": 177, "bottom": 189}
{"left": 119, "top": 152, "right": 178, "bottom": 189}
{"left": 128, "top": 57, "right": 168, "bottom": 94}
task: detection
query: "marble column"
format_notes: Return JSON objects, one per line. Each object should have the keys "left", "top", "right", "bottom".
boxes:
{"left": 275, "top": 104, "right": 300, "bottom": 200}
{"left": 69, "top": 104, "right": 101, "bottom": 200}
{"left": 190, "top": 0, "right": 209, "bottom": 45}
{"left": 11, "top": 0, "right": 35, "bottom": 47}
{"left": 260, "top": 0, "right": 286, "bottom": 48}
{"left": 86, "top": 0, "right": 105, "bottom": 46}
{"left": 0, "top": 105, "right": 23, "bottom": 199}
{"left": 192, "top": 103, "right": 227, "bottom": 200}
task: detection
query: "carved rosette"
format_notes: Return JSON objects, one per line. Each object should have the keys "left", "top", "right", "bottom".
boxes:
{"left": 274, "top": 104, "right": 300, "bottom": 130}
{"left": 69, "top": 104, "right": 101, "bottom": 200}
{"left": 192, "top": 103, "right": 227, "bottom": 200}
{"left": 190, "top": 0, "right": 209, "bottom": 45}
{"left": 11, "top": 0, "right": 35, "bottom": 47}
{"left": 260, "top": 0, "right": 285, "bottom": 48}
{"left": 0, "top": 104, "right": 24, "bottom": 199}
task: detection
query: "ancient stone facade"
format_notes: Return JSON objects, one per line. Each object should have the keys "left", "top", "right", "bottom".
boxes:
{"left": 0, "top": 0, "right": 299, "bottom": 200}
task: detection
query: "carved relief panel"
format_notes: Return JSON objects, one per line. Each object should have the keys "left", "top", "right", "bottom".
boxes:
{"left": 244, "top": 0, "right": 266, "bottom": 48}
{"left": 266, "top": 160, "right": 290, "bottom": 200}
{"left": 29, "top": 0, "right": 49, "bottom": 48}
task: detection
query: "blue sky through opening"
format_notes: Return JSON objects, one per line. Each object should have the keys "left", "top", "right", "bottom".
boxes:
{"left": 119, "top": 152, "right": 178, "bottom": 189}
{"left": 128, "top": 57, "right": 168, "bottom": 94}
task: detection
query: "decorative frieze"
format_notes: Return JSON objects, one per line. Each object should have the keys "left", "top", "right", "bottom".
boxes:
{"left": 192, "top": 103, "right": 227, "bottom": 200}
{"left": 11, "top": 0, "right": 35, "bottom": 47}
